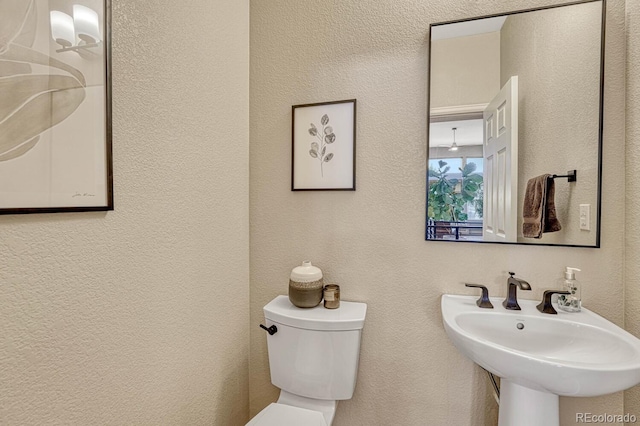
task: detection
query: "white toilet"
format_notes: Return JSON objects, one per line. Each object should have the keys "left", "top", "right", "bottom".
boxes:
{"left": 247, "top": 295, "right": 367, "bottom": 426}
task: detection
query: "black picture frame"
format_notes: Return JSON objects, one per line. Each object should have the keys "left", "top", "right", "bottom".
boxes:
{"left": 0, "top": 0, "right": 113, "bottom": 215}
{"left": 292, "top": 99, "right": 356, "bottom": 191}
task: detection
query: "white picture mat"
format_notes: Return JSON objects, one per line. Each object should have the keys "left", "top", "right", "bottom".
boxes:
{"left": 0, "top": 87, "right": 107, "bottom": 208}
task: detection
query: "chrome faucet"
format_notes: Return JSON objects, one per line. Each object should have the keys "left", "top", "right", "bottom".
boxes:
{"left": 503, "top": 272, "right": 531, "bottom": 310}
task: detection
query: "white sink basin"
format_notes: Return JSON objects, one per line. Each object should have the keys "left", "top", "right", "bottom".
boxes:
{"left": 442, "top": 294, "right": 640, "bottom": 426}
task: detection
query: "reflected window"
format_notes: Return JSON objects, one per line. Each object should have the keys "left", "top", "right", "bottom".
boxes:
{"left": 427, "top": 156, "right": 484, "bottom": 241}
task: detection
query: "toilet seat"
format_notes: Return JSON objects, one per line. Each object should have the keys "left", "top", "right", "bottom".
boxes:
{"left": 246, "top": 403, "right": 327, "bottom": 426}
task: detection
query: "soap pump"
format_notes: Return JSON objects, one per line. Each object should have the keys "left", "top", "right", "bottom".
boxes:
{"left": 557, "top": 267, "right": 581, "bottom": 312}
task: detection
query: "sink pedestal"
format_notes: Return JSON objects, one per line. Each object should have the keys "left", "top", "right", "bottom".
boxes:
{"left": 499, "top": 380, "right": 559, "bottom": 426}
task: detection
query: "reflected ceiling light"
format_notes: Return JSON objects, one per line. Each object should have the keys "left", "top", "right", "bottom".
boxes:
{"left": 50, "top": 5, "right": 101, "bottom": 54}
{"left": 448, "top": 127, "right": 459, "bottom": 152}
{"left": 50, "top": 11, "right": 75, "bottom": 47}
{"left": 73, "top": 5, "right": 101, "bottom": 44}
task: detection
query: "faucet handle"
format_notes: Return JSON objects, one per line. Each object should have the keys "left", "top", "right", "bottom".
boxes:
{"left": 465, "top": 283, "right": 494, "bottom": 309}
{"left": 536, "top": 290, "right": 570, "bottom": 314}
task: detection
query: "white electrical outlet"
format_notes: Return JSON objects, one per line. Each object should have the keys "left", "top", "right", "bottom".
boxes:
{"left": 580, "top": 204, "right": 590, "bottom": 231}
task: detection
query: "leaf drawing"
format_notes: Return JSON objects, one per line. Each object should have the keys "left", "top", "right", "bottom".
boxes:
{"left": 0, "top": 136, "right": 39, "bottom": 162}
{"left": 0, "top": 61, "right": 31, "bottom": 78}
{"left": 0, "top": 0, "right": 88, "bottom": 162}
{"left": 2, "top": 44, "right": 86, "bottom": 86}
{"left": 0, "top": 1, "right": 33, "bottom": 51}
{"left": 0, "top": 75, "right": 83, "bottom": 120}
{"left": 12, "top": 0, "right": 37, "bottom": 49}
{"left": 0, "top": 0, "right": 36, "bottom": 78}
{"left": 0, "top": 88, "right": 86, "bottom": 157}
{"left": 307, "top": 112, "right": 337, "bottom": 177}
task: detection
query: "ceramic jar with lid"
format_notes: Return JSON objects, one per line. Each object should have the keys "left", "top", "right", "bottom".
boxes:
{"left": 289, "top": 261, "right": 323, "bottom": 308}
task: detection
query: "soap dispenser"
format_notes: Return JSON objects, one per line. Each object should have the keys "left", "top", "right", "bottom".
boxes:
{"left": 557, "top": 267, "right": 581, "bottom": 312}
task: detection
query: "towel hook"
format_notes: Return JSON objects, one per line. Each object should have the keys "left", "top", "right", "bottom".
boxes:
{"left": 551, "top": 170, "right": 577, "bottom": 182}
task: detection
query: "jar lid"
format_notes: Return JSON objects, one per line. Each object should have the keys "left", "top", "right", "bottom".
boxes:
{"left": 290, "top": 261, "right": 323, "bottom": 283}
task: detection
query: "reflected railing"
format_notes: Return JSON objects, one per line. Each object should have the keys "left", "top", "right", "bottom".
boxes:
{"left": 426, "top": 220, "right": 483, "bottom": 241}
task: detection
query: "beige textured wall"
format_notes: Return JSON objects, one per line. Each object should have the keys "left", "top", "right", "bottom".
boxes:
{"left": 0, "top": 1, "right": 250, "bottom": 424}
{"left": 430, "top": 32, "right": 500, "bottom": 109}
{"left": 250, "top": 1, "right": 628, "bottom": 425}
{"left": 500, "top": 3, "right": 602, "bottom": 246}
{"left": 625, "top": 0, "right": 640, "bottom": 420}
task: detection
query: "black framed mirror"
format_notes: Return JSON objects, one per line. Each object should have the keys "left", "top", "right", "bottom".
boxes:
{"left": 426, "top": 0, "right": 605, "bottom": 247}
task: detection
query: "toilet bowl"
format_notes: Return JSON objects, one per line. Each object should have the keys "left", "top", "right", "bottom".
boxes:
{"left": 247, "top": 295, "right": 367, "bottom": 426}
{"left": 246, "top": 403, "right": 326, "bottom": 426}
{"left": 246, "top": 391, "right": 332, "bottom": 426}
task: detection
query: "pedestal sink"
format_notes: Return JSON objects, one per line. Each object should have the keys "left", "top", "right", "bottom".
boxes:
{"left": 441, "top": 294, "right": 640, "bottom": 426}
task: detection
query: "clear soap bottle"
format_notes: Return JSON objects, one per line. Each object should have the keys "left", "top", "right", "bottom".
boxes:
{"left": 557, "top": 267, "right": 581, "bottom": 312}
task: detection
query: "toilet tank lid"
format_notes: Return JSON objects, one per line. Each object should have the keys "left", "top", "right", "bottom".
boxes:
{"left": 264, "top": 296, "right": 367, "bottom": 331}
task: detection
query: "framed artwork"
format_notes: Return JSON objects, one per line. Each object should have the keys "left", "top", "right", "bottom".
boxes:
{"left": 292, "top": 99, "right": 356, "bottom": 191}
{"left": 0, "top": 0, "right": 113, "bottom": 215}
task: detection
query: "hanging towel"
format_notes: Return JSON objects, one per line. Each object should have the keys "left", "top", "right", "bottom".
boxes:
{"left": 522, "top": 174, "right": 562, "bottom": 238}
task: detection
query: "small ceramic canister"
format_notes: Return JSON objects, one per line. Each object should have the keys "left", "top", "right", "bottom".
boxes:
{"left": 289, "top": 261, "right": 324, "bottom": 308}
{"left": 323, "top": 284, "right": 340, "bottom": 309}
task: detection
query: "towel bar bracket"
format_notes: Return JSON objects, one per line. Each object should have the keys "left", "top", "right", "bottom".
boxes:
{"left": 552, "top": 170, "right": 577, "bottom": 183}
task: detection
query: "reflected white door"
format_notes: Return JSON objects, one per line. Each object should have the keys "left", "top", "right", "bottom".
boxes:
{"left": 483, "top": 76, "right": 518, "bottom": 242}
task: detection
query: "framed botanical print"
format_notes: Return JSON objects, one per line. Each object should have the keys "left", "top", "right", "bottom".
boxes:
{"left": 292, "top": 99, "right": 356, "bottom": 191}
{"left": 0, "top": 0, "right": 113, "bottom": 214}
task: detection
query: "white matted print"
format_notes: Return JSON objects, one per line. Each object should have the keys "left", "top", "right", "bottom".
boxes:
{"left": 0, "top": 0, "right": 112, "bottom": 214}
{"left": 292, "top": 99, "right": 356, "bottom": 190}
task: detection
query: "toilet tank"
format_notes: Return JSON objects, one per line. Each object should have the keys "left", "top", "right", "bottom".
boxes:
{"left": 263, "top": 295, "right": 367, "bottom": 401}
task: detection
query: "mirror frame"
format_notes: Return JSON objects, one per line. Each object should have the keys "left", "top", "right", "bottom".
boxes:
{"left": 426, "top": 0, "right": 606, "bottom": 248}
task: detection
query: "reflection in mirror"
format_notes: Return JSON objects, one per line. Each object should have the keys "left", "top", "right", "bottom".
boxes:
{"left": 426, "top": 0, "right": 604, "bottom": 247}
